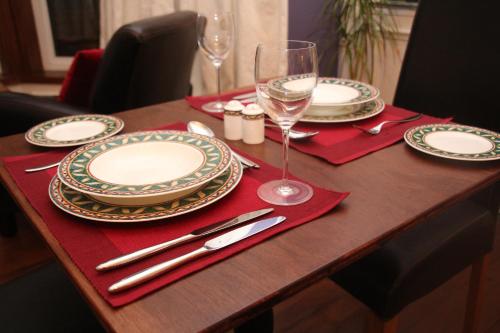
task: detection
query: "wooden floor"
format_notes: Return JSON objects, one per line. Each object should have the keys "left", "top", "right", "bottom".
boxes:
{"left": 1, "top": 216, "right": 499, "bottom": 333}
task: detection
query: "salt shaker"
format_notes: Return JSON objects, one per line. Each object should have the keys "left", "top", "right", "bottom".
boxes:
{"left": 223, "top": 100, "right": 244, "bottom": 140}
{"left": 242, "top": 103, "right": 265, "bottom": 144}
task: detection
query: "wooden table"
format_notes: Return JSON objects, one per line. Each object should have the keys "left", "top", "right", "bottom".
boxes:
{"left": 1, "top": 100, "right": 499, "bottom": 332}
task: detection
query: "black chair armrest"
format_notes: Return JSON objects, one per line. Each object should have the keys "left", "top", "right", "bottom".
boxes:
{"left": 0, "top": 92, "right": 87, "bottom": 137}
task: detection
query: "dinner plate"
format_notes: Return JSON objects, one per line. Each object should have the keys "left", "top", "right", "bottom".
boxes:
{"left": 25, "top": 114, "right": 124, "bottom": 147}
{"left": 404, "top": 124, "right": 500, "bottom": 161}
{"left": 49, "top": 157, "right": 243, "bottom": 223}
{"left": 57, "top": 130, "right": 233, "bottom": 202}
{"left": 311, "top": 77, "right": 380, "bottom": 106}
{"left": 300, "top": 99, "right": 385, "bottom": 123}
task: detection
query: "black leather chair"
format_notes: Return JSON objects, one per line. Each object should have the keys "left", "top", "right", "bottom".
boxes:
{"left": 330, "top": 0, "right": 499, "bottom": 332}
{"left": 392, "top": 1, "right": 499, "bottom": 131}
{"left": 0, "top": 10, "right": 197, "bottom": 238}
{"left": 0, "top": 10, "right": 197, "bottom": 137}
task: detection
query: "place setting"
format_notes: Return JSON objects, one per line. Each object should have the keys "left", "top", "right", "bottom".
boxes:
{"left": 186, "top": 30, "right": 453, "bottom": 165}
{"left": 2, "top": 110, "right": 348, "bottom": 306}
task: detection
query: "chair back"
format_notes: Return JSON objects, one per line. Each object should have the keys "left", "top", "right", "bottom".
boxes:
{"left": 90, "top": 11, "right": 197, "bottom": 113}
{"left": 393, "top": 0, "right": 499, "bottom": 131}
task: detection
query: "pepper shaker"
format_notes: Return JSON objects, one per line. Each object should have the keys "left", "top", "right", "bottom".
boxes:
{"left": 223, "top": 100, "right": 244, "bottom": 140}
{"left": 242, "top": 103, "right": 265, "bottom": 144}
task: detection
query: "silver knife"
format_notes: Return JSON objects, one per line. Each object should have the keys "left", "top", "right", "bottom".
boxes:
{"left": 232, "top": 91, "right": 256, "bottom": 100}
{"left": 108, "top": 215, "right": 285, "bottom": 293}
{"left": 96, "top": 208, "right": 274, "bottom": 271}
{"left": 232, "top": 151, "right": 260, "bottom": 169}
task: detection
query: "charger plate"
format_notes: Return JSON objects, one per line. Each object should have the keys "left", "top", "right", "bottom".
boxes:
{"left": 404, "top": 124, "right": 500, "bottom": 161}
{"left": 57, "top": 130, "right": 232, "bottom": 202}
{"left": 49, "top": 158, "right": 243, "bottom": 223}
{"left": 25, "top": 114, "right": 124, "bottom": 147}
{"left": 301, "top": 99, "right": 385, "bottom": 123}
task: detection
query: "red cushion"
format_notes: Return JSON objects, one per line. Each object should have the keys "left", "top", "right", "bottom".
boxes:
{"left": 59, "top": 49, "right": 104, "bottom": 107}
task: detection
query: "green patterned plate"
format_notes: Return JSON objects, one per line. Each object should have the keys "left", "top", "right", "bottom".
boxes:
{"left": 404, "top": 124, "right": 500, "bottom": 161}
{"left": 57, "top": 130, "right": 233, "bottom": 201}
{"left": 300, "top": 99, "right": 385, "bottom": 123}
{"left": 49, "top": 158, "right": 243, "bottom": 223}
{"left": 25, "top": 114, "right": 124, "bottom": 147}
{"left": 312, "top": 77, "right": 379, "bottom": 106}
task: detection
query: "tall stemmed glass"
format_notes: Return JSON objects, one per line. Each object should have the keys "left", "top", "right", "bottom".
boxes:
{"left": 197, "top": 12, "right": 234, "bottom": 113}
{"left": 255, "top": 40, "right": 318, "bottom": 205}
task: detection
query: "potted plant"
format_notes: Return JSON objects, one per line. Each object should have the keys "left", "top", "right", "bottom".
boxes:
{"left": 321, "top": 0, "right": 398, "bottom": 83}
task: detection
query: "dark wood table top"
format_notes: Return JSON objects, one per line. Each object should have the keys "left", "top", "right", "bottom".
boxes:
{"left": 1, "top": 99, "right": 499, "bottom": 332}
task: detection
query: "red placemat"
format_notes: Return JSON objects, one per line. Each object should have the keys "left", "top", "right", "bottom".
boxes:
{"left": 186, "top": 91, "right": 452, "bottom": 164}
{"left": 2, "top": 123, "right": 348, "bottom": 307}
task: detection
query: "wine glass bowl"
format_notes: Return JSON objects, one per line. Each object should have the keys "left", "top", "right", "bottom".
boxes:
{"left": 197, "top": 12, "right": 234, "bottom": 113}
{"left": 256, "top": 74, "right": 317, "bottom": 129}
{"left": 255, "top": 41, "right": 318, "bottom": 205}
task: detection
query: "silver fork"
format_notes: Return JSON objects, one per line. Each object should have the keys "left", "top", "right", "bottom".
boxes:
{"left": 353, "top": 113, "right": 423, "bottom": 135}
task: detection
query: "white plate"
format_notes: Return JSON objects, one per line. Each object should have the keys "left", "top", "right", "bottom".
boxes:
{"left": 25, "top": 114, "right": 124, "bottom": 147}
{"left": 300, "top": 99, "right": 385, "bottom": 123}
{"left": 312, "top": 78, "right": 380, "bottom": 106}
{"left": 49, "top": 157, "right": 243, "bottom": 223}
{"left": 57, "top": 130, "right": 233, "bottom": 202}
{"left": 404, "top": 124, "right": 500, "bottom": 161}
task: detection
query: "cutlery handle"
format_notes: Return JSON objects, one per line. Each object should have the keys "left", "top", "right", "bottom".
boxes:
{"left": 232, "top": 151, "right": 260, "bottom": 169}
{"left": 108, "top": 247, "right": 209, "bottom": 293}
{"left": 386, "top": 113, "right": 422, "bottom": 124}
{"left": 96, "top": 234, "right": 196, "bottom": 271}
{"left": 25, "top": 161, "right": 61, "bottom": 173}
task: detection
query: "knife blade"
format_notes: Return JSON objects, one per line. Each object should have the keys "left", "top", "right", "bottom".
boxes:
{"left": 232, "top": 91, "right": 256, "bottom": 100}
{"left": 108, "top": 216, "right": 285, "bottom": 293}
{"left": 96, "top": 208, "right": 274, "bottom": 271}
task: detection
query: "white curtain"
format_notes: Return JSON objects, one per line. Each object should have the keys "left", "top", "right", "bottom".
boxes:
{"left": 100, "top": 0, "right": 288, "bottom": 95}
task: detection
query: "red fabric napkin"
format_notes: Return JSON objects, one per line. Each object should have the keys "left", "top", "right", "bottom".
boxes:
{"left": 2, "top": 123, "right": 348, "bottom": 307}
{"left": 186, "top": 89, "right": 452, "bottom": 164}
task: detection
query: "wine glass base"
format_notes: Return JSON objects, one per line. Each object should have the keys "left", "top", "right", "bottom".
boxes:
{"left": 257, "top": 179, "right": 313, "bottom": 206}
{"left": 202, "top": 101, "right": 226, "bottom": 113}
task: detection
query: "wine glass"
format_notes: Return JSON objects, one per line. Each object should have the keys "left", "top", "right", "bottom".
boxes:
{"left": 255, "top": 40, "right": 318, "bottom": 205}
{"left": 196, "top": 12, "right": 234, "bottom": 113}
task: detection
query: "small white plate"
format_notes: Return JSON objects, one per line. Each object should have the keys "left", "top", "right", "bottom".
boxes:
{"left": 25, "top": 114, "right": 124, "bottom": 147}
{"left": 300, "top": 99, "right": 385, "bottom": 123}
{"left": 404, "top": 124, "right": 500, "bottom": 161}
{"left": 57, "top": 130, "right": 233, "bottom": 202}
{"left": 312, "top": 78, "right": 380, "bottom": 106}
{"left": 49, "top": 157, "right": 243, "bottom": 223}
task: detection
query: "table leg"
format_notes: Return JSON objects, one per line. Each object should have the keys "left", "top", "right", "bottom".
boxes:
{"left": 0, "top": 184, "right": 18, "bottom": 237}
{"left": 234, "top": 309, "right": 274, "bottom": 333}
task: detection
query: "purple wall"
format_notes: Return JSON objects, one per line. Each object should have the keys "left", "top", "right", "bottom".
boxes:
{"left": 288, "top": 0, "right": 338, "bottom": 76}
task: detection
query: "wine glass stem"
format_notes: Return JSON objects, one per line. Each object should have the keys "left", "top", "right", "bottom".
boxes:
{"left": 281, "top": 128, "right": 290, "bottom": 188}
{"left": 215, "top": 62, "right": 222, "bottom": 101}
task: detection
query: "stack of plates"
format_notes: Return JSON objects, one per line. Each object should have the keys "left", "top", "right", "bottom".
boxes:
{"left": 49, "top": 130, "right": 243, "bottom": 223}
{"left": 302, "top": 78, "right": 385, "bottom": 123}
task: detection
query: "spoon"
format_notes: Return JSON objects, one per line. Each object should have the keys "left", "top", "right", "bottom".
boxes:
{"left": 187, "top": 121, "right": 260, "bottom": 169}
{"left": 264, "top": 124, "right": 319, "bottom": 140}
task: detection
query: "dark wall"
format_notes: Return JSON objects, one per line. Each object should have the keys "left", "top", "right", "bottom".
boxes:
{"left": 288, "top": 0, "right": 338, "bottom": 76}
